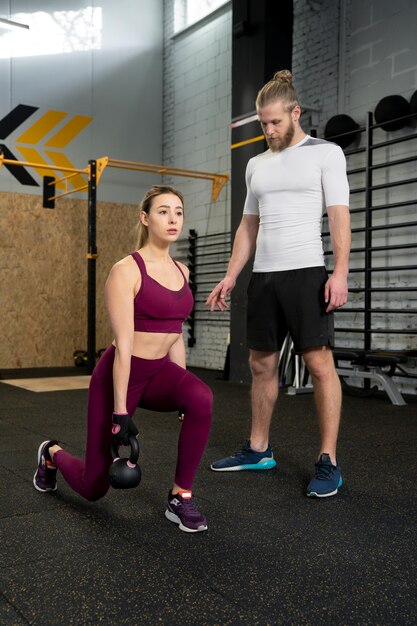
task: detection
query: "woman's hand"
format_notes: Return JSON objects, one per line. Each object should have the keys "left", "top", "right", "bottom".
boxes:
{"left": 111, "top": 413, "right": 139, "bottom": 445}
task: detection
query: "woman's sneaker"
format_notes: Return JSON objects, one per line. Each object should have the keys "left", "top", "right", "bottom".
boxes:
{"left": 165, "top": 490, "right": 208, "bottom": 533}
{"left": 33, "top": 440, "right": 58, "bottom": 492}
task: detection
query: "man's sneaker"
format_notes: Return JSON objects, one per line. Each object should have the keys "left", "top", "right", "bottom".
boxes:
{"left": 210, "top": 440, "right": 277, "bottom": 472}
{"left": 165, "top": 490, "right": 208, "bottom": 533}
{"left": 306, "top": 453, "right": 343, "bottom": 498}
{"left": 33, "top": 440, "right": 59, "bottom": 492}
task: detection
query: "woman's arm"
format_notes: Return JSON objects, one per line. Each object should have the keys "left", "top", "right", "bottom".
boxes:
{"left": 171, "top": 262, "right": 189, "bottom": 421}
{"left": 104, "top": 260, "right": 138, "bottom": 413}
{"left": 169, "top": 261, "right": 188, "bottom": 369}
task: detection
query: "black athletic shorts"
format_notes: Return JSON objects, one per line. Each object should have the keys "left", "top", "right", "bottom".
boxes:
{"left": 246, "top": 266, "right": 334, "bottom": 353}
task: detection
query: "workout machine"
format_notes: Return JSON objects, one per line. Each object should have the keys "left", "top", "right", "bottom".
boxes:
{"left": 0, "top": 151, "right": 228, "bottom": 373}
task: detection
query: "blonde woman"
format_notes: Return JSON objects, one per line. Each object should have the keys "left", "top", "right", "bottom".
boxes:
{"left": 34, "top": 185, "right": 212, "bottom": 532}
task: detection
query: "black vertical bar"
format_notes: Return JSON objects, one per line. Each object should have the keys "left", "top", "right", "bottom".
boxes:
{"left": 42, "top": 176, "right": 56, "bottom": 209}
{"left": 87, "top": 160, "right": 97, "bottom": 374}
{"left": 364, "top": 112, "right": 373, "bottom": 352}
{"left": 187, "top": 229, "right": 197, "bottom": 347}
{"left": 230, "top": 0, "right": 293, "bottom": 383}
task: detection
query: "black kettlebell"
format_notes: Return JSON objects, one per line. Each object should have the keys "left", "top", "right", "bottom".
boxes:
{"left": 109, "top": 435, "right": 142, "bottom": 489}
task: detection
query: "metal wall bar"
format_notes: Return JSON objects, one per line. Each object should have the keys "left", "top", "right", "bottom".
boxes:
{"left": 321, "top": 110, "right": 417, "bottom": 353}
{"left": 364, "top": 111, "right": 373, "bottom": 351}
{"left": 187, "top": 229, "right": 231, "bottom": 346}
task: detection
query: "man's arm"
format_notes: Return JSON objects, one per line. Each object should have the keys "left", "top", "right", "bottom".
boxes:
{"left": 325, "top": 204, "right": 351, "bottom": 312}
{"left": 206, "top": 214, "right": 259, "bottom": 311}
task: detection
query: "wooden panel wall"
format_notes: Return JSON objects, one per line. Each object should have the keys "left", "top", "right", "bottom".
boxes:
{"left": 0, "top": 192, "right": 138, "bottom": 369}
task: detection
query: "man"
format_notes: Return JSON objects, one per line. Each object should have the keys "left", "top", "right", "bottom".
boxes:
{"left": 206, "top": 70, "right": 351, "bottom": 497}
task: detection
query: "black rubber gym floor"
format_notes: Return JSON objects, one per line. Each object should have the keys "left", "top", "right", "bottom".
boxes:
{"left": 1, "top": 368, "right": 416, "bottom": 625}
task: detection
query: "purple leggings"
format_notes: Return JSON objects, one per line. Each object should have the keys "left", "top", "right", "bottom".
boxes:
{"left": 54, "top": 345, "right": 212, "bottom": 501}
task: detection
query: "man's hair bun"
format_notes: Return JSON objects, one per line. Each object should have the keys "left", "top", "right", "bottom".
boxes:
{"left": 256, "top": 69, "right": 298, "bottom": 111}
{"left": 273, "top": 70, "right": 293, "bottom": 84}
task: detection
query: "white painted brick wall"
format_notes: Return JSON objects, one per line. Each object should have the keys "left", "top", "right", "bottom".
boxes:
{"left": 349, "top": 0, "right": 417, "bottom": 119}
{"left": 293, "top": 0, "right": 341, "bottom": 129}
{"left": 163, "top": 0, "right": 232, "bottom": 371}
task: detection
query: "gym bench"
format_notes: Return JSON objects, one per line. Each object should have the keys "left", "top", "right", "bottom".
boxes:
{"left": 332, "top": 349, "right": 408, "bottom": 406}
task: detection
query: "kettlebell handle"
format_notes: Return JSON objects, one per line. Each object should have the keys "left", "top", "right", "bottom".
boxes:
{"left": 111, "top": 434, "right": 139, "bottom": 465}
{"left": 109, "top": 433, "right": 142, "bottom": 489}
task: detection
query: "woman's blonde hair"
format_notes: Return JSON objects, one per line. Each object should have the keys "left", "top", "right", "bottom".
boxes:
{"left": 255, "top": 69, "right": 300, "bottom": 112}
{"left": 135, "top": 185, "right": 185, "bottom": 249}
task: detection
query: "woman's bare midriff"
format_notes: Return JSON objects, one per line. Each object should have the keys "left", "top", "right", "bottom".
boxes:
{"left": 112, "top": 331, "right": 181, "bottom": 360}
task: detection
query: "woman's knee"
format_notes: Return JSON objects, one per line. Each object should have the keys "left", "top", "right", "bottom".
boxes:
{"left": 81, "top": 479, "right": 110, "bottom": 502}
{"left": 183, "top": 378, "right": 213, "bottom": 415}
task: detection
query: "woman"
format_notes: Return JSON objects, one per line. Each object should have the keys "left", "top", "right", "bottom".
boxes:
{"left": 33, "top": 185, "right": 212, "bottom": 533}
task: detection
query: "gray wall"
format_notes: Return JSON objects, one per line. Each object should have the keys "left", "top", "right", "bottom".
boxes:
{"left": 348, "top": 0, "right": 417, "bottom": 120}
{"left": 293, "top": 0, "right": 417, "bottom": 126}
{"left": 0, "top": 0, "right": 163, "bottom": 204}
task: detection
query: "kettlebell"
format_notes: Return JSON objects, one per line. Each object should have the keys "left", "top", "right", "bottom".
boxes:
{"left": 109, "top": 434, "right": 142, "bottom": 489}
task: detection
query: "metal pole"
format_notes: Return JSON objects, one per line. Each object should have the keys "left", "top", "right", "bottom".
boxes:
{"left": 364, "top": 112, "right": 373, "bottom": 352}
{"left": 87, "top": 160, "right": 97, "bottom": 374}
{"left": 187, "top": 229, "right": 197, "bottom": 347}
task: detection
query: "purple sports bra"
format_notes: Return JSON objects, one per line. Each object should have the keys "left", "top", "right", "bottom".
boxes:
{"left": 131, "top": 251, "right": 194, "bottom": 333}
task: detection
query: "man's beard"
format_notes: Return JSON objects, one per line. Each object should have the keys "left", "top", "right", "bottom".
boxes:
{"left": 266, "top": 120, "right": 295, "bottom": 152}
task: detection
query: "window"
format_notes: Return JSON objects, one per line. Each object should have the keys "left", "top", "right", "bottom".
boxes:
{"left": 174, "top": 0, "right": 229, "bottom": 34}
{"left": 0, "top": 7, "right": 102, "bottom": 59}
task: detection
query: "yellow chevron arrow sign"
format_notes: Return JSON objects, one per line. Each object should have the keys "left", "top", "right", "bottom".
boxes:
{"left": 15, "top": 109, "right": 93, "bottom": 189}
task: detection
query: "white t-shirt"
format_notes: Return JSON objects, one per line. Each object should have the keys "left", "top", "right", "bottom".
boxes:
{"left": 243, "top": 135, "right": 350, "bottom": 272}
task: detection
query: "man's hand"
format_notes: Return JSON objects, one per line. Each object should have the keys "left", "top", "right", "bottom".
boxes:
{"left": 205, "top": 276, "right": 236, "bottom": 311}
{"left": 324, "top": 273, "right": 348, "bottom": 312}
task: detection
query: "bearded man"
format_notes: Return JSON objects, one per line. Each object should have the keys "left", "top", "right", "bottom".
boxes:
{"left": 207, "top": 70, "right": 351, "bottom": 498}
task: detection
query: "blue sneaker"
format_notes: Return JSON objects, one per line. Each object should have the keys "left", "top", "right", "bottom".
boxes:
{"left": 307, "top": 453, "right": 343, "bottom": 497}
{"left": 210, "top": 440, "right": 277, "bottom": 472}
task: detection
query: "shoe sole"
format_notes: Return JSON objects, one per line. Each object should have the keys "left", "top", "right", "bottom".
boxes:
{"left": 33, "top": 441, "right": 57, "bottom": 493}
{"left": 307, "top": 477, "right": 343, "bottom": 498}
{"left": 165, "top": 509, "right": 208, "bottom": 533}
{"left": 210, "top": 459, "right": 277, "bottom": 472}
